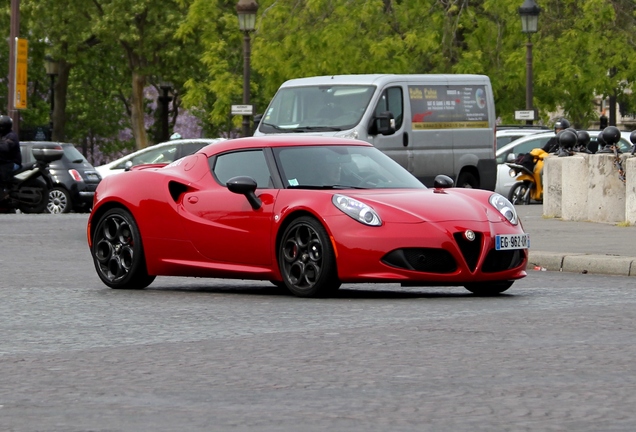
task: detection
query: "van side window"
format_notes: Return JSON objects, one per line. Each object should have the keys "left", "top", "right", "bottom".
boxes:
{"left": 375, "top": 87, "right": 403, "bottom": 130}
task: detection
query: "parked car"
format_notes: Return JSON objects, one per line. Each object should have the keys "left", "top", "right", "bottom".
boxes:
{"left": 20, "top": 141, "right": 102, "bottom": 214}
{"left": 494, "top": 130, "right": 634, "bottom": 197}
{"left": 496, "top": 125, "right": 550, "bottom": 150}
{"left": 495, "top": 132, "right": 554, "bottom": 196}
{"left": 87, "top": 135, "right": 529, "bottom": 298}
{"left": 96, "top": 138, "right": 225, "bottom": 178}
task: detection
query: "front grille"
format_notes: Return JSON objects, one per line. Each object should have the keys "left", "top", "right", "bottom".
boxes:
{"left": 482, "top": 249, "right": 525, "bottom": 272}
{"left": 382, "top": 248, "right": 457, "bottom": 273}
{"left": 453, "top": 232, "right": 483, "bottom": 272}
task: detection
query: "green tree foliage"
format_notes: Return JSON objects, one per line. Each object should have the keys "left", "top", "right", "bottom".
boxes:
{"left": 5, "top": 0, "right": 636, "bottom": 157}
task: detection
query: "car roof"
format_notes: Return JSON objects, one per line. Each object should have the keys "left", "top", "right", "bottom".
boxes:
{"left": 197, "top": 136, "right": 374, "bottom": 155}
{"left": 20, "top": 141, "right": 74, "bottom": 147}
{"left": 496, "top": 131, "right": 555, "bottom": 156}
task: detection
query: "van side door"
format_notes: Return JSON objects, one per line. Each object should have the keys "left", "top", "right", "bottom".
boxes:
{"left": 369, "top": 86, "right": 410, "bottom": 172}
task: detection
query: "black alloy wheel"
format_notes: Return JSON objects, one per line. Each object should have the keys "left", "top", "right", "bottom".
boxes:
{"left": 278, "top": 216, "right": 341, "bottom": 297}
{"left": 91, "top": 208, "right": 155, "bottom": 289}
{"left": 464, "top": 280, "right": 514, "bottom": 296}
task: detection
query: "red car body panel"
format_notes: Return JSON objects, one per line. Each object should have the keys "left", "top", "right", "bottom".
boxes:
{"left": 88, "top": 136, "right": 528, "bottom": 286}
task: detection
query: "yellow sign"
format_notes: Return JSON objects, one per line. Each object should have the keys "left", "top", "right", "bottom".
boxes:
{"left": 14, "top": 38, "right": 28, "bottom": 110}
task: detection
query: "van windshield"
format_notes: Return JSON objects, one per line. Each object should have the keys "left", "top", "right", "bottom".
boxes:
{"left": 259, "top": 85, "right": 375, "bottom": 133}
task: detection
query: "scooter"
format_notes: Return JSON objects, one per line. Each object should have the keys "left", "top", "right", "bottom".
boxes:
{"left": 506, "top": 147, "right": 548, "bottom": 205}
{"left": 0, "top": 146, "right": 64, "bottom": 213}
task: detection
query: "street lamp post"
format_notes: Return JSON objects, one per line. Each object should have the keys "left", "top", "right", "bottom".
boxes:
{"left": 158, "top": 83, "right": 173, "bottom": 142}
{"left": 519, "top": 0, "right": 541, "bottom": 126}
{"left": 44, "top": 55, "right": 59, "bottom": 141}
{"left": 236, "top": 0, "right": 259, "bottom": 137}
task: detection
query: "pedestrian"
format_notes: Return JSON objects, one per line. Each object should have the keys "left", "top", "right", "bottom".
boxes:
{"left": 0, "top": 115, "right": 21, "bottom": 197}
{"left": 542, "top": 118, "right": 570, "bottom": 153}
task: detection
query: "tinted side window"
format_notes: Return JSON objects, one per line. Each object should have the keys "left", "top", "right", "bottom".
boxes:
{"left": 375, "top": 87, "right": 403, "bottom": 130}
{"left": 212, "top": 150, "right": 272, "bottom": 188}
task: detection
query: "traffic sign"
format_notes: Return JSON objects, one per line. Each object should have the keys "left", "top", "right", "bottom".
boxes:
{"left": 514, "top": 110, "right": 536, "bottom": 120}
{"left": 232, "top": 105, "right": 253, "bottom": 115}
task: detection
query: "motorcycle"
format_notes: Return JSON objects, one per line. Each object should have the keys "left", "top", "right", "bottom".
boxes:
{"left": 0, "top": 146, "right": 64, "bottom": 213}
{"left": 506, "top": 147, "right": 548, "bottom": 205}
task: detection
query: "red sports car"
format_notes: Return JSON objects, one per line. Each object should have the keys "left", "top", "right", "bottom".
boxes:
{"left": 87, "top": 136, "right": 528, "bottom": 297}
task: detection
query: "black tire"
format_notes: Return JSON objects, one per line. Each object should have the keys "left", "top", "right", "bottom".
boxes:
{"left": 464, "top": 280, "right": 514, "bottom": 296}
{"left": 278, "top": 216, "right": 341, "bottom": 297}
{"left": 16, "top": 178, "right": 49, "bottom": 214}
{"left": 46, "top": 187, "right": 72, "bottom": 214}
{"left": 91, "top": 208, "right": 156, "bottom": 289}
{"left": 508, "top": 181, "right": 531, "bottom": 205}
{"left": 456, "top": 171, "right": 478, "bottom": 189}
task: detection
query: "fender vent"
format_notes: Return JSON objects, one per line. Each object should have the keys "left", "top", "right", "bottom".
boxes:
{"left": 382, "top": 248, "right": 457, "bottom": 273}
{"left": 168, "top": 181, "right": 189, "bottom": 203}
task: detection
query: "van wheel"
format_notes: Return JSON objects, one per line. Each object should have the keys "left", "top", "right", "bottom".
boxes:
{"left": 456, "top": 172, "right": 478, "bottom": 189}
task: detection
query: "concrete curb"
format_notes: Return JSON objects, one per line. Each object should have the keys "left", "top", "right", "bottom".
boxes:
{"left": 528, "top": 251, "right": 636, "bottom": 277}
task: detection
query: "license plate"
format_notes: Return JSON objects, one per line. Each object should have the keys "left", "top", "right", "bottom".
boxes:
{"left": 495, "top": 233, "right": 530, "bottom": 250}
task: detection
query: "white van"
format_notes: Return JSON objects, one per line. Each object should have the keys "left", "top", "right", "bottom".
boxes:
{"left": 254, "top": 74, "right": 497, "bottom": 189}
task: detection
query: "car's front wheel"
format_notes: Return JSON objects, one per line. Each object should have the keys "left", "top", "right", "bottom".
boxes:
{"left": 464, "top": 280, "right": 514, "bottom": 296}
{"left": 91, "top": 208, "right": 155, "bottom": 289}
{"left": 278, "top": 216, "right": 340, "bottom": 297}
{"left": 46, "top": 187, "right": 72, "bottom": 214}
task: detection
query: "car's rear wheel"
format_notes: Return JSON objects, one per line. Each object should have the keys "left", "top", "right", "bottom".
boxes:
{"left": 508, "top": 181, "right": 532, "bottom": 205}
{"left": 278, "top": 216, "right": 340, "bottom": 297}
{"left": 46, "top": 187, "right": 72, "bottom": 214}
{"left": 464, "top": 280, "right": 514, "bottom": 296}
{"left": 91, "top": 208, "right": 155, "bottom": 289}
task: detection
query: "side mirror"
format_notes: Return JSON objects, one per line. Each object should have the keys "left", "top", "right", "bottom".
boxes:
{"left": 124, "top": 160, "right": 134, "bottom": 171}
{"left": 227, "top": 176, "right": 262, "bottom": 210}
{"left": 433, "top": 174, "right": 454, "bottom": 189}
{"left": 253, "top": 113, "right": 263, "bottom": 133}
{"left": 506, "top": 153, "right": 516, "bottom": 163}
{"left": 369, "top": 111, "right": 395, "bottom": 136}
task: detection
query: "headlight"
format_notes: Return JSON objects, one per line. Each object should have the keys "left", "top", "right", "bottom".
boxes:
{"left": 489, "top": 193, "right": 518, "bottom": 225}
{"left": 508, "top": 168, "right": 517, "bottom": 178}
{"left": 332, "top": 194, "right": 382, "bottom": 226}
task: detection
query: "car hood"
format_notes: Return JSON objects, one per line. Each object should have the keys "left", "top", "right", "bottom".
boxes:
{"left": 343, "top": 189, "right": 499, "bottom": 224}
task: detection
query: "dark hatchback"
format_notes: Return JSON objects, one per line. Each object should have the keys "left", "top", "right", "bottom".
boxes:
{"left": 20, "top": 142, "right": 102, "bottom": 213}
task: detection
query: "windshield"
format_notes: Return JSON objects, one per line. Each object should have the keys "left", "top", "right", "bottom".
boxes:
{"left": 274, "top": 145, "right": 426, "bottom": 189}
{"left": 259, "top": 85, "right": 375, "bottom": 133}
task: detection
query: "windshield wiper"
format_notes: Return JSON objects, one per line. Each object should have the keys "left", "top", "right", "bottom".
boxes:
{"left": 288, "top": 126, "right": 343, "bottom": 132}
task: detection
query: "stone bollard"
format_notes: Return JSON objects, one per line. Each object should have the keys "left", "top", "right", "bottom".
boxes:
{"left": 585, "top": 154, "right": 626, "bottom": 223}
{"left": 625, "top": 157, "right": 636, "bottom": 224}
{"left": 561, "top": 155, "right": 589, "bottom": 221}
{"left": 543, "top": 155, "right": 562, "bottom": 218}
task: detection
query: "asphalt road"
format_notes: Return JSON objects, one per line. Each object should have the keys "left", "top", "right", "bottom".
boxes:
{"left": 1, "top": 214, "right": 636, "bottom": 432}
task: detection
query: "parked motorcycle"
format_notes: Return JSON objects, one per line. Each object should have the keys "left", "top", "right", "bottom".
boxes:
{"left": 506, "top": 128, "right": 578, "bottom": 205}
{"left": 506, "top": 147, "right": 549, "bottom": 205}
{"left": 0, "top": 146, "right": 64, "bottom": 213}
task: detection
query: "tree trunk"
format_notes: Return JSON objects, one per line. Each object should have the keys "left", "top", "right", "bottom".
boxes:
{"left": 130, "top": 71, "right": 148, "bottom": 150}
{"left": 52, "top": 60, "right": 70, "bottom": 142}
